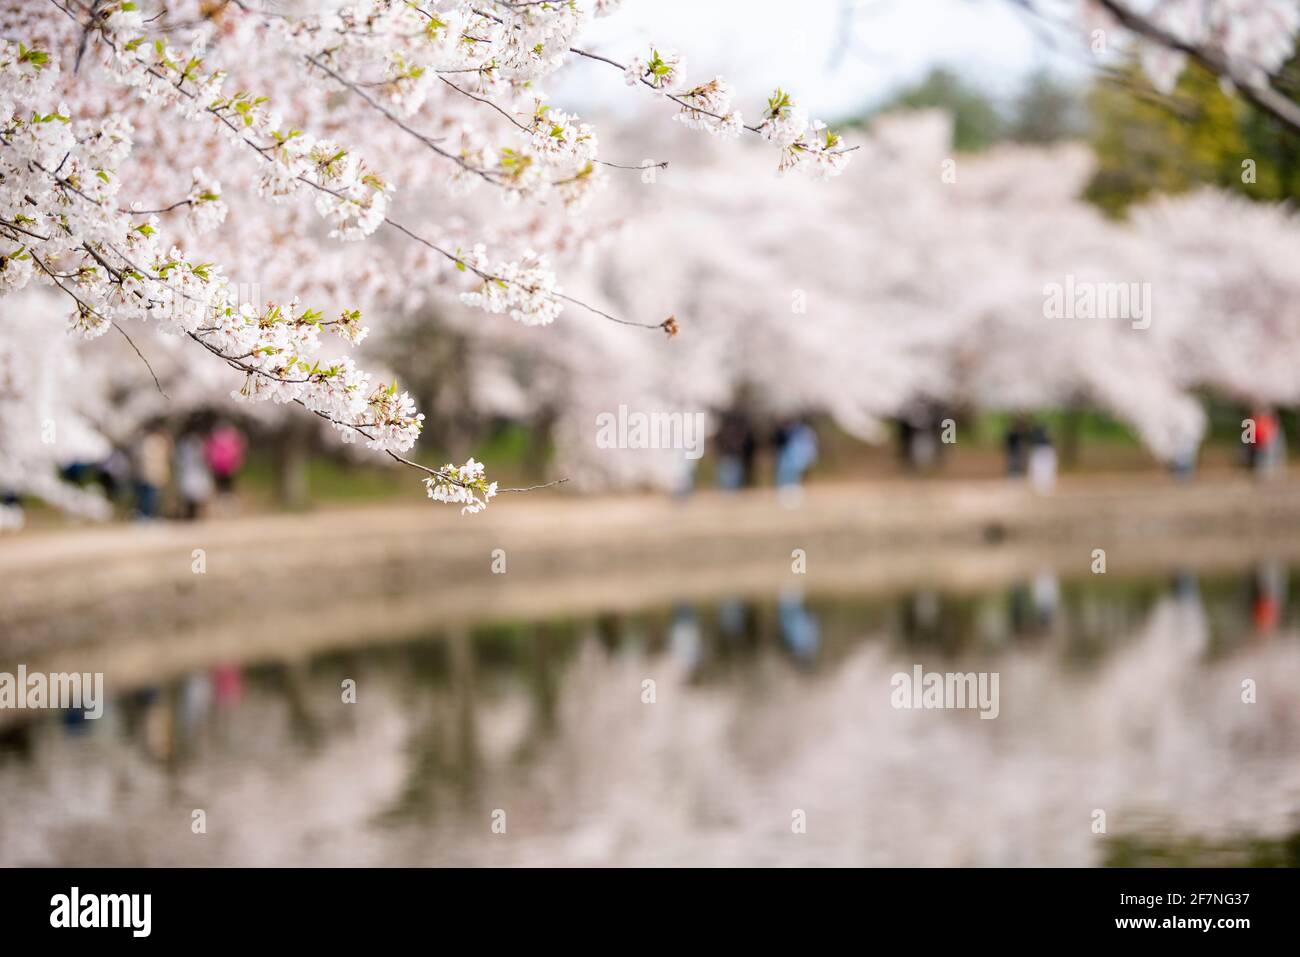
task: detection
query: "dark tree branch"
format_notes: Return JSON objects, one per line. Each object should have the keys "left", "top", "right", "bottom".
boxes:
{"left": 1093, "top": 0, "right": 1300, "bottom": 133}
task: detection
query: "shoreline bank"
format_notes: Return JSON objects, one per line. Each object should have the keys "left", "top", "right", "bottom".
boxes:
{"left": 3, "top": 474, "right": 1299, "bottom": 690}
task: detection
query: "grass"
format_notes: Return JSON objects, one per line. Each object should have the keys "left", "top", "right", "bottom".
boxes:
{"left": 239, "top": 422, "right": 547, "bottom": 508}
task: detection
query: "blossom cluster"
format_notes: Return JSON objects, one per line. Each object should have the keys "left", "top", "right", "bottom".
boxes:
{"left": 458, "top": 243, "right": 564, "bottom": 326}
{"left": 424, "top": 457, "right": 498, "bottom": 514}
{"left": 0, "top": 38, "right": 464, "bottom": 493}
{"left": 271, "top": 1, "right": 610, "bottom": 211}
{"left": 675, "top": 77, "right": 745, "bottom": 139}
{"left": 759, "top": 89, "right": 853, "bottom": 179}
{"left": 622, "top": 45, "right": 851, "bottom": 176}
{"left": 83, "top": 8, "right": 394, "bottom": 242}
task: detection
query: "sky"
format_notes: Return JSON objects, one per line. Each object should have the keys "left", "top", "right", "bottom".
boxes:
{"left": 558, "top": 0, "right": 1090, "bottom": 120}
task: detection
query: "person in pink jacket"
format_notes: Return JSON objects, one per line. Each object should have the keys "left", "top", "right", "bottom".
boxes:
{"left": 203, "top": 422, "right": 247, "bottom": 510}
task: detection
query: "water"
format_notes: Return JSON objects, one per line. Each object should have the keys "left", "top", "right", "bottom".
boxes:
{"left": 1, "top": 565, "right": 1299, "bottom": 866}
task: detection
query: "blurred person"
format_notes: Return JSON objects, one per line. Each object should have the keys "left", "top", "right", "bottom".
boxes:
{"left": 58, "top": 459, "right": 95, "bottom": 485}
{"left": 672, "top": 457, "right": 698, "bottom": 501}
{"left": 909, "top": 426, "right": 939, "bottom": 471}
{"left": 897, "top": 416, "right": 916, "bottom": 468}
{"left": 774, "top": 418, "right": 818, "bottom": 506}
{"left": 204, "top": 420, "right": 247, "bottom": 513}
{"left": 1169, "top": 436, "right": 1198, "bottom": 482}
{"left": 131, "top": 424, "right": 172, "bottom": 520}
{"left": 1028, "top": 422, "right": 1056, "bottom": 493}
{"left": 1250, "top": 406, "right": 1286, "bottom": 478}
{"left": 0, "top": 491, "right": 22, "bottom": 531}
{"left": 714, "top": 409, "right": 756, "bottom": 491}
{"left": 899, "top": 406, "right": 942, "bottom": 471}
{"left": 175, "top": 430, "right": 214, "bottom": 521}
{"left": 1004, "top": 415, "right": 1031, "bottom": 477}
{"left": 97, "top": 446, "right": 131, "bottom": 506}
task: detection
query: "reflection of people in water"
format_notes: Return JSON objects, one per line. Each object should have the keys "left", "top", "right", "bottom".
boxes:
{"left": 1171, "top": 569, "right": 1199, "bottom": 604}
{"left": 1007, "top": 582, "right": 1033, "bottom": 638}
{"left": 669, "top": 605, "right": 703, "bottom": 675}
{"left": 778, "top": 589, "right": 819, "bottom": 663}
{"left": 59, "top": 707, "right": 93, "bottom": 734}
{"left": 716, "top": 597, "right": 758, "bottom": 652}
{"left": 142, "top": 690, "right": 174, "bottom": 763}
{"left": 0, "top": 722, "right": 33, "bottom": 761}
{"left": 901, "top": 589, "right": 943, "bottom": 644}
{"left": 212, "top": 664, "right": 244, "bottom": 707}
{"left": 1032, "top": 571, "right": 1059, "bottom": 629}
{"left": 1250, "top": 563, "right": 1286, "bottom": 636}
{"left": 595, "top": 613, "right": 623, "bottom": 654}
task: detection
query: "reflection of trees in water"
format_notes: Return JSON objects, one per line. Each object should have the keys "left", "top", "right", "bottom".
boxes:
{"left": 2, "top": 567, "right": 1299, "bottom": 865}
{"left": 1104, "top": 827, "right": 1300, "bottom": 867}
{"left": 484, "top": 584, "right": 1299, "bottom": 866}
{"left": 376, "top": 629, "right": 480, "bottom": 827}
{"left": 376, "top": 621, "right": 580, "bottom": 829}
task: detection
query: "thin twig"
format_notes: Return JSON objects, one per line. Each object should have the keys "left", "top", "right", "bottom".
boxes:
{"left": 29, "top": 252, "right": 169, "bottom": 397}
{"left": 111, "top": 321, "right": 169, "bottom": 398}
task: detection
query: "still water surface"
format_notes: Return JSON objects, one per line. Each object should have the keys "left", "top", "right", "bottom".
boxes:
{"left": 2, "top": 564, "right": 1299, "bottom": 866}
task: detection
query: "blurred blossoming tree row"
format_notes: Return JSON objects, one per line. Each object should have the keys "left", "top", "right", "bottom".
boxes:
{"left": 4, "top": 0, "right": 1300, "bottom": 519}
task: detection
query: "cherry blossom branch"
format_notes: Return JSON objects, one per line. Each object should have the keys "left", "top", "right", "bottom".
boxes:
{"left": 304, "top": 53, "right": 503, "bottom": 186}
{"left": 184, "top": 330, "right": 561, "bottom": 501}
{"left": 1092, "top": 0, "right": 1300, "bottom": 133}
{"left": 434, "top": 73, "right": 668, "bottom": 173}
{"left": 29, "top": 250, "right": 169, "bottom": 397}
{"left": 63, "top": 11, "right": 673, "bottom": 334}
{"left": 118, "top": 198, "right": 191, "bottom": 215}
{"left": 567, "top": 45, "right": 769, "bottom": 135}
{"left": 230, "top": 2, "right": 667, "bottom": 181}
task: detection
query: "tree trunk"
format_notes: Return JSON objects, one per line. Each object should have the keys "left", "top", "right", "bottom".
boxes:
{"left": 275, "top": 422, "right": 310, "bottom": 511}
{"left": 1061, "top": 405, "right": 1082, "bottom": 471}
